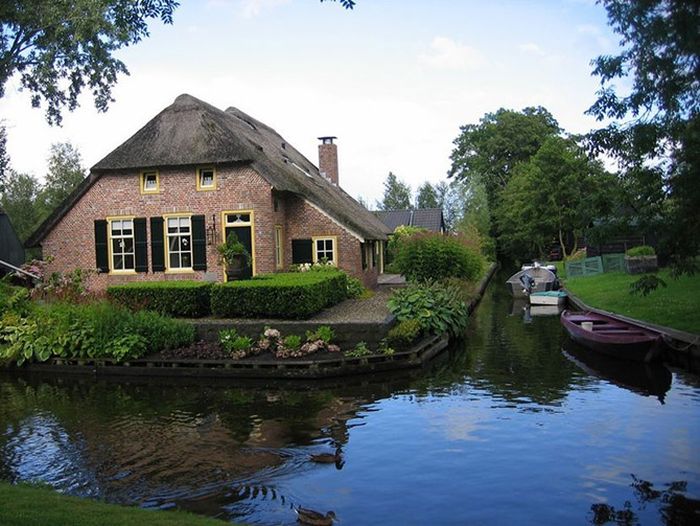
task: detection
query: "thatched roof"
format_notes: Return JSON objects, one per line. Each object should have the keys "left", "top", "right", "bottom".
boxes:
{"left": 27, "top": 94, "right": 389, "bottom": 246}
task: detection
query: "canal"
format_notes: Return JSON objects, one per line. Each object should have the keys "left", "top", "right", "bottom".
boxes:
{"left": 1, "top": 273, "right": 699, "bottom": 525}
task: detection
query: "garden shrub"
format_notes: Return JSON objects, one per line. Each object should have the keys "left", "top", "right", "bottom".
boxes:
{"left": 346, "top": 275, "right": 365, "bottom": 299}
{"left": 387, "top": 225, "right": 427, "bottom": 261}
{"left": 344, "top": 341, "right": 371, "bottom": 358}
{"left": 394, "top": 232, "right": 484, "bottom": 282}
{"left": 626, "top": 245, "right": 655, "bottom": 257}
{"left": 210, "top": 272, "right": 347, "bottom": 319}
{"left": 305, "top": 325, "right": 334, "bottom": 344}
{"left": 107, "top": 281, "right": 212, "bottom": 318}
{"left": 388, "top": 281, "right": 469, "bottom": 338}
{"left": 387, "top": 319, "right": 423, "bottom": 350}
{"left": 0, "top": 300, "right": 195, "bottom": 366}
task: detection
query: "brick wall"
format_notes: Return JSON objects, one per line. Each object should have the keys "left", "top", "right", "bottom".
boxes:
{"left": 41, "top": 166, "right": 379, "bottom": 289}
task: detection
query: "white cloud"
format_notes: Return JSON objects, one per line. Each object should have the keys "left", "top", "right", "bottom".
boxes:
{"left": 577, "top": 24, "right": 613, "bottom": 50}
{"left": 239, "top": 0, "right": 290, "bottom": 18}
{"left": 418, "top": 37, "right": 485, "bottom": 71}
{"left": 519, "top": 42, "right": 545, "bottom": 56}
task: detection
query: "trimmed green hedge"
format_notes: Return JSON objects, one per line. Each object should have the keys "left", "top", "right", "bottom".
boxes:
{"left": 211, "top": 272, "right": 348, "bottom": 319}
{"left": 107, "top": 281, "right": 212, "bottom": 318}
{"left": 626, "top": 245, "right": 655, "bottom": 257}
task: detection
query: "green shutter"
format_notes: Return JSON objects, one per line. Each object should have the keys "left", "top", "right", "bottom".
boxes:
{"left": 134, "top": 217, "right": 148, "bottom": 273}
{"left": 292, "top": 239, "right": 313, "bottom": 264}
{"left": 150, "top": 217, "right": 165, "bottom": 272}
{"left": 94, "top": 220, "right": 109, "bottom": 273}
{"left": 191, "top": 215, "right": 207, "bottom": 271}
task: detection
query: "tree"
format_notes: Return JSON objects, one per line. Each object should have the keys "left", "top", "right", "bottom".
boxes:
{"left": 0, "top": 123, "right": 8, "bottom": 192}
{"left": 0, "top": 170, "right": 41, "bottom": 242}
{"left": 37, "top": 142, "right": 85, "bottom": 216}
{"left": 0, "top": 0, "right": 179, "bottom": 125}
{"left": 496, "top": 137, "right": 616, "bottom": 261}
{"left": 587, "top": 0, "right": 700, "bottom": 267}
{"left": 415, "top": 182, "right": 438, "bottom": 209}
{"left": 448, "top": 107, "right": 560, "bottom": 247}
{"left": 377, "top": 172, "right": 412, "bottom": 210}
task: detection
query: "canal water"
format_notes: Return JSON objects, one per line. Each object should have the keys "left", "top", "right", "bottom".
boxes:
{"left": 1, "top": 274, "right": 699, "bottom": 525}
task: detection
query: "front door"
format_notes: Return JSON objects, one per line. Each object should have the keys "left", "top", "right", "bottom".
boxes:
{"left": 223, "top": 211, "right": 254, "bottom": 280}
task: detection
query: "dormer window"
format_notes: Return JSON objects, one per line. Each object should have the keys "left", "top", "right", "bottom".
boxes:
{"left": 197, "top": 167, "right": 216, "bottom": 191}
{"left": 140, "top": 171, "right": 159, "bottom": 194}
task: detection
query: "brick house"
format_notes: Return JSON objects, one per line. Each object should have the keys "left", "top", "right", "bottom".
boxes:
{"left": 26, "top": 94, "right": 390, "bottom": 289}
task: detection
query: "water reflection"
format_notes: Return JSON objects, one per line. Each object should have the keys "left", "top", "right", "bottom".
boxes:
{"left": 0, "top": 271, "right": 698, "bottom": 525}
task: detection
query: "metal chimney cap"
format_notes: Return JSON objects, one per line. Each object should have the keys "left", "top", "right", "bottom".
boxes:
{"left": 318, "top": 136, "right": 337, "bottom": 144}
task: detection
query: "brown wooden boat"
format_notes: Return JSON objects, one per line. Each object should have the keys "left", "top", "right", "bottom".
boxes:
{"left": 560, "top": 310, "right": 664, "bottom": 363}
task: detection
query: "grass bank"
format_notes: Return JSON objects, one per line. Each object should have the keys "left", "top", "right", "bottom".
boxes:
{"left": 564, "top": 270, "right": 700, "bottom": 334}
{"left": 0, "top": 482, "right": 233, "bottom": 526}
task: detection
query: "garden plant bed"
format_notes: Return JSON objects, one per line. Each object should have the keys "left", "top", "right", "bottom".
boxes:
{"left": 25, "top": 333, "right": 450, "bottom": 379}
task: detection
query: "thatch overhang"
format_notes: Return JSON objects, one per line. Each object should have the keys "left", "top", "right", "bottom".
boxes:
{"left": 27, "top": 94, "right": 389, "bottom": 247}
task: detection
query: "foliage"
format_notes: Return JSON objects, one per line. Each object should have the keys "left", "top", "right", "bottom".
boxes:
{"left": 587, "top": 0, "right": 700, "bottom": 278}
{"left": 496, "top": 136, "right": 616, "bottom": 260}
{"left": 0, "top": 300, "right": 195, "bottom": 366}
{"left": 388, "top": 281, "right": 469, "bottom": 338}
{"left": 0, "top": 0, "right": 179, "bottom": 125}
{"left": 434, "top": 180, "right": 464, "bottom": 232}
{"left": 0, "top": 124, "right": 8, "bottom": 192}
{"left": 35, "top": 267, "right": 94, "bottom": 303}
{"left": 415, "top": 181, "right": 439, "bottom": 209}
{"left": 345, "top": 275, "right": 365, "bottom": 298}
{"left": 387, "top": 225, "right": 426, "bottom": 262}
{"left": 36, "top": 142, "right": 86, "bottom": 217}
{"left": 320, "top": 0, "right": 355, "bottom": 8}
{"left": 394, "top": 232, "right": 484, "bottom": 283}
{"left": 107, "top": 281, "right": 212, "bottom": 318}
{"left": 344, "top": 341, "right": 371, "bottom": 358}
{"left": 377, "top": 171, "right": 412, "bottom": 210}
{"left": 0, "top": 170, "right": 41, "bottom": 242}
{"left": 283, "top": 334, "right": 302, "bottom": 351}
{"left": 306, "top": 325, "right": 334, "bottom": 344}
{"left": 564, "top": 270, "right": 700, "bottom": 334}
{"left": 629, "top": 274, "right": 667, "bottom": 297}
{"left": 210, "top": 272, "right": 347, "bottom": 319}
{"left": 626, "top": 245, "right": 655, "bottom": 257}
{"left": 449, "top": 106, "right": 560, "bottom": 247}
{"left": 217, "top": 231, "right": 251, "bottom": 266}
{"left": 387, "top": 319, "right": 422, "bottom": 351}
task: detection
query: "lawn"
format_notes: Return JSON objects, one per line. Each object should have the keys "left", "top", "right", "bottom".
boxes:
{"left": 0, "top": 482, "right": 233, "bottom": 526}
{"left": 564, "top": 270, "right": 700, "bottom": 334}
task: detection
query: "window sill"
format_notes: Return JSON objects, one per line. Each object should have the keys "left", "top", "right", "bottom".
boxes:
{"left": 164, "top": 269, "right": 196, "bottom": 274}
{"left": 108, "top": 270, "right": 137, "bottom": 276}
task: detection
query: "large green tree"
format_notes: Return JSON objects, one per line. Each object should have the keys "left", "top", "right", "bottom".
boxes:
{"left": 497, "top": 137, "right": 615, "bottom": 260}
{"left": 415, "top": 182, "right": 438, "bottom": 209}
{"left": 377, "top": 172, "right": 412, "bottom": 210}
{"left": 0, "top": 170, "right": 40, "bottom": 242}
{"left": 0, "top": 123, "right": 8, "bottom": 192}
{"left": 587, "top": 0, "right": 700, "bottom": 266}
{"left": 37, "top": 142, "right": 85, "bottom": 216}
{"left": 448, "top": 107, "right": 560, "bottom": 248}
{"left": 0, "top": 0, "right": 179, "bottom": 125}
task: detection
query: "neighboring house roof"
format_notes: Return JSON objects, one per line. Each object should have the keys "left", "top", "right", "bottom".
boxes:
{"left": 374, "top": 208, "right": 445, "bottom": 233}
{"left": 27, "top": 94, "right": 390, "bottom": 247}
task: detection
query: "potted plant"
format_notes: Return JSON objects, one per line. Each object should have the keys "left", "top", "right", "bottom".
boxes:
{"left": 217, "top": 232, "right": 251, "bottom": 280}
{"left": 624, "top": 245, "right": 657, "bottom": 274}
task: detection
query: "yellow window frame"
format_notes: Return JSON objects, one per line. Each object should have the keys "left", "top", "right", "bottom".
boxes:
{"left": 221, "top": 210, "right": 256, "bottom": 278}
{"left": 274, "top": 225, "right": 284, "bottom": 270}
{"left": 196, "top": 166, "right": 217, "bottom": 191}
{"left": 163, "top": 213, "right": 195, "bottom": 273}
{"left": 106, "top": 215, "right": 137, "bottom": 275}
{"left": 312, "top": 235, "right": 338, "bottom": 266}
{"left": 140, "top": 170, "right": 160, "bottom": 194}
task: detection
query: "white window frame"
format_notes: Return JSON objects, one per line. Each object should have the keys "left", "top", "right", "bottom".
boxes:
{"left": 108, "top": 216, "right": 136, "bottom": 273}
{"left": 165, "top": 214, "right": 193, "bottom": 272}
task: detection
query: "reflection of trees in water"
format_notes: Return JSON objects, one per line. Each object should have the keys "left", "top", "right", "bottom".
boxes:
{"left": 413, "top": 275, "right": 583, "bottom": 407}
{"left": 589, "top": 475, "right": 700, "bottom": 525}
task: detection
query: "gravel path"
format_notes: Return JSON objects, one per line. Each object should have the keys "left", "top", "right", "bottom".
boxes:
{"left": 308, "top": 287, "right": 394, "bottom": 323}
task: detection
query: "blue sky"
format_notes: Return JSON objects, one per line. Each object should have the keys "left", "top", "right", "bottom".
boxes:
{"left": 0, "top": 0, "right": 620, "bottom": 205}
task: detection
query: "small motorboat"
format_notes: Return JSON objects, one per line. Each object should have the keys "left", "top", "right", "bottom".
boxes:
{"left": 560, "top": 310, "right": 664, "bottom": 363}
{"left": 506, "top": 262, "right": 559, "bottom": 298}
{"left": 529, "top": 290, "right": 567, "bottom": 306}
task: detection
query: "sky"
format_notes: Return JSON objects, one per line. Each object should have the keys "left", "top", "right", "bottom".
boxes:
{"left": 0, "top": 0, "right": 621, "bottom": 206}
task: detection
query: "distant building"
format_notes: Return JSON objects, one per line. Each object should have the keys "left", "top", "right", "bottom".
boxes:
{"left": 374, "top": 208, "right": 446, "bottom": 233}
{"left": 0, "top": 208, "right": 25, "bottom": 275}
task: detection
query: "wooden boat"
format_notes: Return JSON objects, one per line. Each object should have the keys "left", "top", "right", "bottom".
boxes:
{"left": 506, "top": 264, "right": 559, "bottom": 298}
{"left": 560, "top": 310, "right": 664, "bottom": 362}
{"left": 529, "top": 290, "right": 567, "bottom": 306}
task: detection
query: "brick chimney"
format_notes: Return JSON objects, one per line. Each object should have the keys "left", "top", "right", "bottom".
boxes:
{"left": 318, "top": 136, "right": 338, "bottom": 185}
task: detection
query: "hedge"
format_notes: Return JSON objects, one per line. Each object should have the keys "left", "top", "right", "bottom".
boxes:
{"left": 211, "top": 272, "right": 348, "bottom": 319}
{"left": 107, "top": 281, "right": 212, "bottom": 318}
